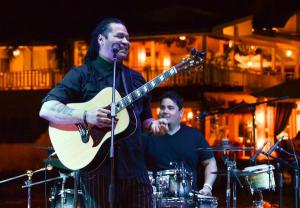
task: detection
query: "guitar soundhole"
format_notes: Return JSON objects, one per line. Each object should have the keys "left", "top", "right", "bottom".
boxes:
{"left": 90, "top": 126, "right": 110, "bottom": 147}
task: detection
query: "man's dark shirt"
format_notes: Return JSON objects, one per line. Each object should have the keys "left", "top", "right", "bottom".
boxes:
{"left": 43, "top": 56, "right": 153, "bottom": 178}
{"left": 143, "top": 124, "right": 214, "bottom": 189}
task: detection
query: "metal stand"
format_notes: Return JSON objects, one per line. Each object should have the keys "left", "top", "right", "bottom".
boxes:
{"left": 0, "top": 166, "right": 51, "bottom": 208}
{"left": 73, "top": 170, "right": 80, "bottom": 208}
{"left": 277, "top": 162, "right": 284, "bottom": 208}
{"left": 109, "top": 45, "right": 119, "bottom": 208}
{"left": 223, "top": 155, "right": 242, "bottom": 208}
{"left": 252, "top": 191, "right": 264, "bottom": 208}
{"left": 293, "top": 169, "right": 299, "bottom": 208}
{"left": 25, "top": 170, "right": 33, "bottom": 208}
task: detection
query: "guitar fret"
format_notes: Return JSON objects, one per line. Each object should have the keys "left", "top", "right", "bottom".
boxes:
{"left": 143, "top": 85, "right": 148, "bottom": 92}
{"left": 150, "top": 80, "right": 156, "bottom": 87}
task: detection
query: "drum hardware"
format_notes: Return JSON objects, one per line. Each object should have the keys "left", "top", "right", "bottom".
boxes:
{"left": 273, "top": 147, "right": 300, "bottom": 208}
{"left": 49, "top": 187, "right": 83, "bottom": 208}
{"left": 21, "top": 171, "right": 75, "bottom": 208}
{"left": 242, "top": 164, "right": 275, "bottom": 194}
{"left": 43, "top": 158, "right": 70, "bottom": 171}
{"left": 200, "top": 138, "right": 251, "bottom": 208}
{"left": 0, "top": 165, "right": 53, "bottom": 208}
{"left": 188, "top": 191, "right": 218, "bottom": 208}
{"left": 196, "top": 139, "right": 254, "bottom": 152}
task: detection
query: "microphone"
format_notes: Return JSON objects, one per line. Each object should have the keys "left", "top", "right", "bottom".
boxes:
{"left": 46, "top": 164, "right": 53, "bottom": 171}
{"left": 112, "top": 43, "right": 121, "bottom": 54}
{"left": 250, "top": 141, "right": 268, "bottom": 163}
{"left": 266, "top": 136, "right": 284, "bottom": 155}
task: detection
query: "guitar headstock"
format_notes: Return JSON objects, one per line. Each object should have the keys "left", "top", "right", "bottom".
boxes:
{"left": 175, "top": 48, "right": 205, "bottom": 73}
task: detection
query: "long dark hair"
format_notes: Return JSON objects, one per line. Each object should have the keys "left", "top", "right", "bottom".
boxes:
{"left": 84, "top": 18, "right": 125, "bottom": 64}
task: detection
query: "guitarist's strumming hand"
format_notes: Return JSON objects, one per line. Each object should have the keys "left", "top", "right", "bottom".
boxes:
{"left": 149, "top": 118, "right": 169, "bottom": 136}
{"left": 86, "top": 108, "right": 118, "bottom": 128}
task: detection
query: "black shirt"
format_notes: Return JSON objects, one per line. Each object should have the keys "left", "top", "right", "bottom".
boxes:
{"left": 143, "top": 124, "right": 214, "bottom": 188}
{"left": 43, "top": 56, "right": 153, "bottom": 178}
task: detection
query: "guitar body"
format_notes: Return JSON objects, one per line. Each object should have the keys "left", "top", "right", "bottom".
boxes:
{"left": 49, "top": 87, "right": 137, "bottom": 171}
{"left": 48, "top": 50, "right": 205, "bottom": 171}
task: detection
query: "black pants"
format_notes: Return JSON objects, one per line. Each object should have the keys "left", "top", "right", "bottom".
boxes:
{"left": 81, "top": 173, "right": 153, "bottom": 208}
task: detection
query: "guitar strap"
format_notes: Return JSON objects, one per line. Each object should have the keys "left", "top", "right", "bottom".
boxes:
{"left": 121, "top": 66, "right": 135, "bottom": 110}
{"left": 121, "top": 65, "right": 133, "bottom": 95}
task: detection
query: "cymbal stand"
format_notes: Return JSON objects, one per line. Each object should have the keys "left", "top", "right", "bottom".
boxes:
{"left": 223, "top": 153, "right": 243, "bottom": 208}
{"left": 59, "top": 172, "right": 68, "bottom": 208}
{"left": 252, "top": 191, "right": 264, "bottom": 208}
{"left": 223, "top": 154, "right": 235, "bottom": 208}
{"left": 25, "top": 170, "right": 33, "bottom": 208}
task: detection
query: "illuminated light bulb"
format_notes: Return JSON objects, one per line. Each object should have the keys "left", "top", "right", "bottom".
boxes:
{"left": 13, "top": 49, "right": 20, "bottom": 57}
{"left": 286, "top": 50, "right": 292, "bottom": 57}
{"left": 179, "top": 36, "right": 186, "bottom": 41}
{"left": 187, "top": 112, "right": 193, "bottom": 119}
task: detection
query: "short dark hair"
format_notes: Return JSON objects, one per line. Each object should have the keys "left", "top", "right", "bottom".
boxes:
{"left": 159, "top": 91, "right": 184, "bottom": 110}
{"left": 85, "top": 18, "right": 125, "bottom": 63}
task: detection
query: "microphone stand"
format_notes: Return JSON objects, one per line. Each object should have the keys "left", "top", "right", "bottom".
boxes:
{"left": 0, "top": 167, "right": 50, "bottom": 208}
{"left": 196, "top": 96, "right": 289, "bottom": 152}
{"left": 277, "top": 147, "right": 300, "bottom": 208}
{"left": 109, "top": 50, "right": 118, "bottom": 208}
{"left": 261, "top": 151, "right": 295, "bottom": 207}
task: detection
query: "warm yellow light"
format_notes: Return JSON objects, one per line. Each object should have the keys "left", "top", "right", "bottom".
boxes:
{"left": 272, "top": 27, "right": 278, "bottom": 32}
{"left": 179, "top": 36, "right": 186, "bottom": 41}
{"left": 228, "top": 40, "right": 234, "bottom": 48}
{"left": 13, "top": 49, "right": 20, "bottom": 57}
{"left": 138, "top": 48, "right": 146, "bottom": 65}
{"left": 286, "top": 50, "right": 292, "bottom": 57}
{"left": 187, "top": 112, "right": 193, "bottom": 119}
{"left": 163, "top": 57, "right": 171, "bottom": 69}
{"left": 256, "top": 111, "right": 265, "bottom": 125}
{"left": 156, "top": 107, "right": 160, "bottom": 115}
{"left": 256, "top": 138, "right": 266, "bottom": 149}
{"left": 247, "top": 61, "right": 253, "bottom": 67}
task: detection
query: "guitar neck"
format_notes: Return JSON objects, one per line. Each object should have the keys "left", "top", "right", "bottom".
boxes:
{"left": 116, "top": 66, "right": 178, "bottom": 113}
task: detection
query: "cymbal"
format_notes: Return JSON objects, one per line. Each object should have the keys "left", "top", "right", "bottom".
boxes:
{"left": 43, "top": 158, "right": 70, "bottom": 171}
{"left": 197, "top": 145, "right": 253, "bottom": 152}
{"left": 211, "top": 169, "right": 254, "bottom": 177}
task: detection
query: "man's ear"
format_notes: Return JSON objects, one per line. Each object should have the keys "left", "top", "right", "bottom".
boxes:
{"left": 180, "top": 108, "right": 184, "bottom": 118}
{"left": 98, "top": 34, "right": 105, "bottom": 47}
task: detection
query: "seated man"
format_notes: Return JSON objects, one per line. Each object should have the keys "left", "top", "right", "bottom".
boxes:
{"left": 144, "top": 91, "right": 217, "bottom": 196}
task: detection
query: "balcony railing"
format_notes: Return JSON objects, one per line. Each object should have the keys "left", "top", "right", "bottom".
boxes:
{"left": 0, "top": 66, "right": 284, "bottom": 91}
{"left": 0, "top": 70, "right": 63, "bottom": 90}
{"left": 139, "top": 65, "right": 284, "bottom": 91}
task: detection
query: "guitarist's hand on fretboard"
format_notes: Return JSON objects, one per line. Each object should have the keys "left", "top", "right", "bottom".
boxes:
{"left": 150, "top": 118, "right": 169, "bottom": 136}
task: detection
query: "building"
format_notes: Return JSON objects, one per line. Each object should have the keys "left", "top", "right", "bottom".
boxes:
{"left": 1, "top": 12, "right": 300, "bottom": 161}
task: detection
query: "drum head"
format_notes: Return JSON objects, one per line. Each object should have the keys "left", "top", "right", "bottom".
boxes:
{"left": 157, "top": 169, "right": 176, "bottom": 175}
{"left": 244, "top": 164, "right": 274, "bottom": 173}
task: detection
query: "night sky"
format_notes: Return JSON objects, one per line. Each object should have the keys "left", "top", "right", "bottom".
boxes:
{"left": 0, "top": 0, "right": 299, "bottom": 41}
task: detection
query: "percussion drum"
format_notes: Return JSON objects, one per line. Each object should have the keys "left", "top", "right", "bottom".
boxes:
{"left": 159, "top": 197, "right": 187, "bottom": 208}
{"left": 156, "top": 169, "right": 192, "bottom": 198}
{"left": 188, "top": 192, "right": 218, "bottom": 208}
{"left": 50, "top": 188, "right": 83, "bottom": 208}
{"left": 243, "top": 164, "right": 275, "bottom": 194}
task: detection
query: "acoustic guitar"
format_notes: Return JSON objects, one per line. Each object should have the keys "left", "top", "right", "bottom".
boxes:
{"left": 49, "top": 49, "right": 205, "bottom": 171}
